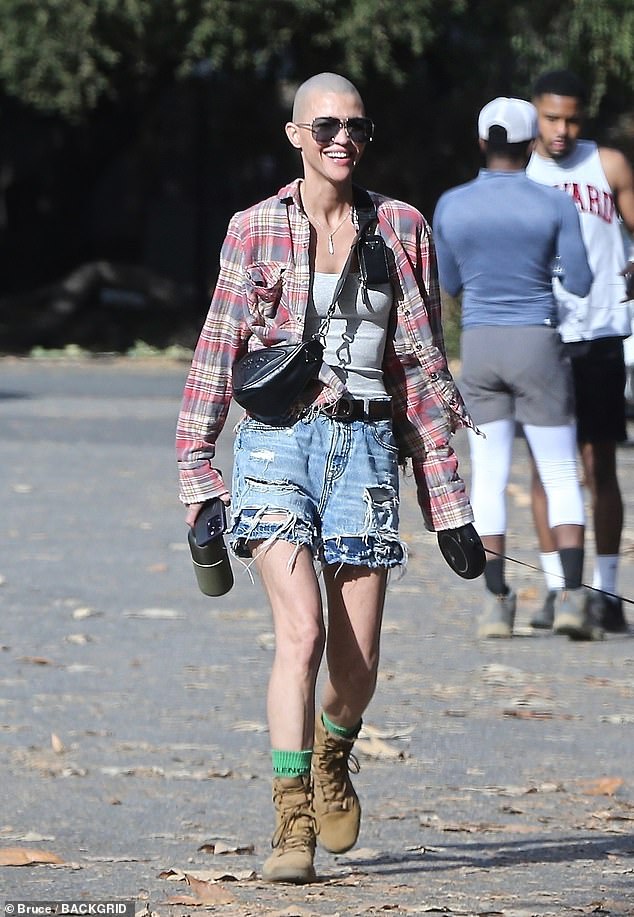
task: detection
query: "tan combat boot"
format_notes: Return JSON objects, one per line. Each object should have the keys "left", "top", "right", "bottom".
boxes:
{"left": 262, "top": 775, "right": 316, "bottom": 884}
{"left": 312, "top": 714, "right": 361, "bottom": 853}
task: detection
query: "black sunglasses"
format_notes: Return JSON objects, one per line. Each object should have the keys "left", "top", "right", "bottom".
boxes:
{"left": 296, "top": 116, "right": 375, "bottom": 145}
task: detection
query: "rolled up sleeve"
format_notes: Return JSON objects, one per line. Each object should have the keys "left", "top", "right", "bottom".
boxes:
{"left": 176, "top": 218, "right": 249, "bottom": 504}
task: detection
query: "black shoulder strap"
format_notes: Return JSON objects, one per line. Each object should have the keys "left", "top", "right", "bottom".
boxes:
{"left": 352, "top": 185, "right": 378, "bottom": 231}
{"left": 316, "top": 189, "right": 378, "bottom": 337}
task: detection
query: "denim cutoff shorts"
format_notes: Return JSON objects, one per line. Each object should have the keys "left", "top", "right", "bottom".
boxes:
{"left": 228, "top": 413, "right": 404, "bottom": 568}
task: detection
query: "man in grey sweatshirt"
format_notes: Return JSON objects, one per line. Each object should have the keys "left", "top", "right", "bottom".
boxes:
{"left": 433, "top": 97, "right": 597, "bottom": 640}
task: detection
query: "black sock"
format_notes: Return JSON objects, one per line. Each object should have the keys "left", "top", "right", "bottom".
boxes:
{"left": 559, "top": 547, "right": 584, "bottom": 590}
{"left": 484, "top": 558, "right": 508, "bottom": 595}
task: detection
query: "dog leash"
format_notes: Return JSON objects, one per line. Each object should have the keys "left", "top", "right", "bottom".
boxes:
{"left": 485, "top": 549, "right": 634, "bottom": 606}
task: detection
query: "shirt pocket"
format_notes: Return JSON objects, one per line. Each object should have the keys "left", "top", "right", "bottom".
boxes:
{"left": 244, "top": 261, "right": 291, "bottom": 327}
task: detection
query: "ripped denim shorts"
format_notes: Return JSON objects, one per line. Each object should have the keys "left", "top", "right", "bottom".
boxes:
{"left": 228, "top": 413, "right": 404, "bottom": 568}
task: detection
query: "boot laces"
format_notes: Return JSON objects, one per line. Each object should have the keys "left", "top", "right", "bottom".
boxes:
{"left": 271, "top": 792, "right": 315, "bottom": 851}
{"left": 314, "top": 737, "right": 360, "bottom": 805}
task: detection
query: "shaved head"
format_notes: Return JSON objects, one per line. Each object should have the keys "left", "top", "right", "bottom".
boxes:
{"left": 292, "top": 72, "right": 363, "bottom": 122}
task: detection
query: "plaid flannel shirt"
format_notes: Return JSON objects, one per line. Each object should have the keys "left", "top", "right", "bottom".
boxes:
{"left": 176, "top": 180, "right": 474, "bottom": 531}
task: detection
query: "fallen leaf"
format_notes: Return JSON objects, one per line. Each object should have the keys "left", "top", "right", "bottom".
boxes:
{"left": 231, "top": 720, "right": 268, "bottom": 733}
{"left": 355, "top": 734, "right": 407, "bottom": 759}
{"left": 359, "top": 723, "right": 414, "bottom": 740}
{"left": 160, "top": 871, "right": 251, "bottom": 907}
{"left": 65, "top": 633, "right": 91, "bottom": 645}
{"left": 8, "top": 833, "right": 55, "bottom": 843}
{"left": 72, "top": 607, "right": 100, "bottom": 620}
{"left": 51, "top": 733, "right": 65, "bottom": 754}
{"left": 0, "top": 846, "right": 64, "bottom": 866}
{"left": 159, "top": 867, "right": 255, "bottom": 882}
{"left": 185, "top": 873, "right": 236, "bottom": 904}
{"left": 576, "top": 777, "right": 624, "bottom": 797}
{"left": 198, "top": 841, "right": 255, "bottom": 855}
{"left": 256, "top": 632, "right": 276, "bottom": 650}
{"left": 480, "top": 663, "right": 528, "bottom": 685}
{"left": 124, "top": 608, "right": 185, "bottom": 620}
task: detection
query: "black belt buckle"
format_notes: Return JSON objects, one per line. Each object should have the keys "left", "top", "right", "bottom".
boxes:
{"left": 335, "top": 395, "right": 356, "bottom": 419}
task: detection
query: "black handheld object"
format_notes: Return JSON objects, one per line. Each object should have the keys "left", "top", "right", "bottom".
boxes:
{"left": 359, "top": 235, "right": 390, "bottom": 285}
{"left": 437, "top": 523, "right": 486, "bottom": 580}
{"left": 188, "top": 499, "right": 234, "bottom": 596}
{"left": 232, "top": 337, "right": 324, "bottom": 419}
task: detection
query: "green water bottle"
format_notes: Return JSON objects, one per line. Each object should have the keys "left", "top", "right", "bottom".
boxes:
{"left": 188, "top": 499, "right": 234, "bottom": 596}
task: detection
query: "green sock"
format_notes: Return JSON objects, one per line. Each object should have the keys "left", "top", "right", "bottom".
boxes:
{"left": 322, "top": 711, "right": 361, "bottom": 740}
{"left": 271, "top": 748, "right": 312, "bottom": 778}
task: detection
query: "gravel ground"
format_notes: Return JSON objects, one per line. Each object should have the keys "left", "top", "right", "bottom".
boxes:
{"left": 1, "top": 356, "right": 633, "bottom": 916}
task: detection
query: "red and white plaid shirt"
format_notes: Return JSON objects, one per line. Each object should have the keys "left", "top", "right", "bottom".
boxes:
{"left": 176, "top": 180, "right": 474, "bottom": 531}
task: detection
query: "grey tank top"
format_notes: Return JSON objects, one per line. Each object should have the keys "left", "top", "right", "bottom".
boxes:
{"left": 304, "top": 271, "right": 393, "bottom": 398}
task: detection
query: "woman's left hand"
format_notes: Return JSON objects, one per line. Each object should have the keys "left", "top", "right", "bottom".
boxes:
{"left": 185, "top": 492, "right": 231, "bottom": 527}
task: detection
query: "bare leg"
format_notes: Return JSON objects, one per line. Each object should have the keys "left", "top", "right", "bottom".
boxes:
{"left": 529, "top": 451, "right": 584, "bottom": 551}
{"left": 529, "top": 449, "right": 556, "bottom": 553}
{"left": 255, "top": 540, "right": 325, "bottom": 751}
{"left": 320, "top": 565, "right": 388, "bottom": 729}
{"left": 579, "top": 441, "right": 623, "bottom": 555}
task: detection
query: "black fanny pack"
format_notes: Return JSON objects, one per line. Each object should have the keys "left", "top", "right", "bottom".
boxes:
{"left": 231, "top": 337, "right": 325, "bottom": 419}
{"left": 232, "top": 188, "right": 387, "bottom": 420}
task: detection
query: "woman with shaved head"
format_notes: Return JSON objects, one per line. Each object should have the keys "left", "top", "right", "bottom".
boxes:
{"left": 177, "top": 72, "right": 476, "bottom": 883}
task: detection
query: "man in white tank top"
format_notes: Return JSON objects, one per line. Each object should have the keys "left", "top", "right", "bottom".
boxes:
{"left": 526, "top": 69, "right": 634, "bottom": 633}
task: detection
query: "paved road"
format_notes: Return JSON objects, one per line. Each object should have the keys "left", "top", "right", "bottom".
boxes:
{"left": 1, "top": 357, "right": 634, "bottom": 916}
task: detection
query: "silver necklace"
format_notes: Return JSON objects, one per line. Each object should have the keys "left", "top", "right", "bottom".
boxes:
{"left": 306, "top": 207, "right": 351, "bottom": 255}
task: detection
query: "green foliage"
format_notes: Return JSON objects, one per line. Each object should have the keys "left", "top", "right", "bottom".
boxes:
{"left": 509, "top": 0, "right": 634, "bottom": 111}
{"left": 439, "top": 293, "right": 462, "bottom": 361}
{"left": 16, "top": 0, "right": 634, "bottom": 120}
{"left": 0, "top": 1, "right": 111, "bottom": 114}
{"left": 0, "top": 0, "right": 207, "bottom": 115}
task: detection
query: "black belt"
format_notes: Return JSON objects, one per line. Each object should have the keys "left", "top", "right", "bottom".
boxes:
{"left": 325, "top": 396, "right": 392, "bottom": 422}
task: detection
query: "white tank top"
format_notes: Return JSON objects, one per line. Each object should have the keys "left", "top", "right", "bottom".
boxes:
{"left": 527, "top": 140, "right": 628, "bottom": 341}
{"left": 305, "top": 271, "right": 392, "bottom": 398}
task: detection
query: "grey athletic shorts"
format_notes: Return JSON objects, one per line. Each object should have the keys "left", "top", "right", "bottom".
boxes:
{"left": 459, "top": 325, "right": 575, "bottom": 426}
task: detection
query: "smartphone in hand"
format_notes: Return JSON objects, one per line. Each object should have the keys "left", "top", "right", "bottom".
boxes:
{"left": 193, "top": 499, "right": 227, "bottom": 547}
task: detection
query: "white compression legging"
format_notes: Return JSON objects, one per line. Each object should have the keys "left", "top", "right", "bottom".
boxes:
{"left": 467, "top": 419, "right": 584, "bottom": 537}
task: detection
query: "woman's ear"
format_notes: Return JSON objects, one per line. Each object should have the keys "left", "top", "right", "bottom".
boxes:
{"left": 285, "top": 121, "right": 302, "bottom": 150}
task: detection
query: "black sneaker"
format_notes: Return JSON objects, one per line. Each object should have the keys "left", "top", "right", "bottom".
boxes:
{"left": 588, "top": 593, "right": 629, "bottom": 633}
{"left": 530, "top": 589, "right": 558, "bottom": 629}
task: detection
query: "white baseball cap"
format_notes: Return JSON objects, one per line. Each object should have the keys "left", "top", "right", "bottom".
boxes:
{"left": 478, "top": 97, "right": 538, "bottom": 143}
